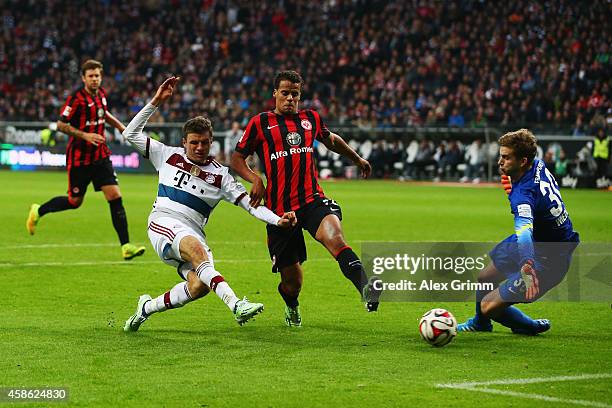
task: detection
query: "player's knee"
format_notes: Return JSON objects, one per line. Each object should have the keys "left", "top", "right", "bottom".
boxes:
{"left": 478, "top": 262, "right": 500, "bottom": 283}
{"left": 190, "top": 246, "right": 208, "bottom": 265}
{"left": 480, "top": 301, "right": 494, "bottom": 317}
{"left": 106, "top": 192, "right": 122, "bottom": 202}
{"left": 320, "top": 233, "right": 347, "bottom": 256}
{"left": 189, "top": 279, "right": 210, "bottom": 299}
{"left": 68, "top": 196, "right": 83, "bottom": 208}
{"left": 179, "top": 237, "right": 209, "bottom": 265}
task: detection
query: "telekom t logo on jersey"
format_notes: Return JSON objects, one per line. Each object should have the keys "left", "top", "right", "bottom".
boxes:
{"left": 173, "top": 170, "right": 191, "bottom": 188}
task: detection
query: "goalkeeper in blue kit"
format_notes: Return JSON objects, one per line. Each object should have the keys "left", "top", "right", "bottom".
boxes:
{"left": 459, "top": 129, "right": 579, "bottom": 335}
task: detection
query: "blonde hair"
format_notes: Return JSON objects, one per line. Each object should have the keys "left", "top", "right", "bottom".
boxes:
{"left": 499, "top": 128, "right": 537, "bottom": 163}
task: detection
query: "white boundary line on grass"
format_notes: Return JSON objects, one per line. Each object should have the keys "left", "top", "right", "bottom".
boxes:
{"left": 0, "top": 241, "right": 262, "bottom": 249}
{"left": 437, "top": 373, "right": 612, "bottom": 408}
{"left": 0, "top": 258, "right": 329, "bottom": 268}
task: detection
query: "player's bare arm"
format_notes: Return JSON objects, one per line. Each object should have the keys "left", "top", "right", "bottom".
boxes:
{"left": 105, "top": 111, "right": 126, "bottom": 133}
{"left": 57, "top": 121, "right": 105, "bottom": 146}
{"left": 321, "top": 132, "right": 372, "bottom": 178}
{"left": 230, "top": 151, "right": 265, "bottom": 207}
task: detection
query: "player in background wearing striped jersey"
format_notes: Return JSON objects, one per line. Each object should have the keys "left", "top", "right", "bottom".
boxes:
{"left": 122, "top": 77, "right": 297, "bottom": 330}
{"left": 25, "top": 60, "right": 145, "bottom": 260}
{"left": 231, "top": 70, "right": 378, "bottom": 327}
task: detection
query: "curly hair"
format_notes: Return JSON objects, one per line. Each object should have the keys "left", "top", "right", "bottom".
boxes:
{"left": 274, "top": 70, "right": 304, "bottom": 89}
{"left": 498, "top": 128, "right": 537, "bottom": 163}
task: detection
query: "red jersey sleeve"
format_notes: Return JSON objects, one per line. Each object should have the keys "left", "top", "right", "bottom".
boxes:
{"left": 59, "top": 93, "right": 81, "bottom": 122}
{"left": 312, "top": 110, "right": 331, "bottom": 141}
{"left": 235, "top": 115, "right": 261, "bottom": 156}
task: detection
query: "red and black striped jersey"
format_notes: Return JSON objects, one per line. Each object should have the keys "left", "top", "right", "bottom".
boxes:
{"left": 59, "top": 87, "right": 111, "bottom": 167}
{"left": 235, "top": 109, "right": 331, "bottom": 215}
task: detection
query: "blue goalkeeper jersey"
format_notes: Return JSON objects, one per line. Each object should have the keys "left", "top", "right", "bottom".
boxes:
{"left": 508, "top": 159, "right": 578, "bottom": 265}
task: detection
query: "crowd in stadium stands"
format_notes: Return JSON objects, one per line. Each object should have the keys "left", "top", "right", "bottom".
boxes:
{"left": 314, "top": 136, "right": 603, "bottom": 182}
{"left": 1, "top": 0, "right": 609, "bottom": 135}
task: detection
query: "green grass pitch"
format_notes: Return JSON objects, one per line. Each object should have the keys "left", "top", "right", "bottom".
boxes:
{"left": 2, "top": 170, "right": 611, "bottom": 407}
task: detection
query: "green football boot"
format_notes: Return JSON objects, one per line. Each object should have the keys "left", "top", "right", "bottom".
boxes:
{"left": 234, "top": 297, "right": 264, "bottom": 325}
{"left": 122, "top": 243, "right": 146, "bottom": 260}
{"left": 26, "top": 204, "right": 40, "bottom": 235}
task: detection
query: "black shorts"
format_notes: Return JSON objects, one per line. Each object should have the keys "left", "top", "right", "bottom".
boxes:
{"left": 68, "top": 158, "right": 118, "bottom": 197}
{"left": 266, "top": 197, "right": 343, "bottom": 272}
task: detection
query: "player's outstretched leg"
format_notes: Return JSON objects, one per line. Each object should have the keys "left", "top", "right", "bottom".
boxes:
{"left": 458, "top": 290, "right": 494, "bottom": 332}
{"left": 26, "top": 204, "right": 40, "bottom": 235}
{"left": 124, "top": 294, "right": 152, "bottom": 332}
{"left": 194, "top": 261, "right": 264, "bottom": 325}
{"left": 493, "top": 306, "right": 551, "bottom": 335}
{"left": 315, "top": 213, "right": 376, "bottom": 312}
{"left": 234, "top": 297, "right": 264, "bottom": 326}
{"left": 334, "top": 246, "right": 380, "bottom": 311}
{"left": 362, "top": 275, "right": 382, "bottom": 312}
{"left": 124, "top": 273, "right": 209, "bottom": 332}
{"left": 27, "top": 196, "right": 81, "bottom": 235}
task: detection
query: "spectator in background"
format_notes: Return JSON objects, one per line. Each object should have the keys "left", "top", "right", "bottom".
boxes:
{"left": 461, "top": 139, "right": 485, "bottom": 183}
{"left": 412, "top": 139, "right": 436, "bottom": 180}
{"left": 433, "top": 143, "right": 447, "bottom": 182}
{"left": 448, "top": 108, "right": 465, "bottom": 128}
{"left": 572, "top": 114, "right": 587, "bottom": 137}
{"left": 593, "top": 128, "right": 610, "bottom": 180}
{"left": 2, "top": 1, "right": 609, "bottom": 132}
{"left": 369, "top": 140, "right": 388, "bottom": 179}
{"left": 555, "top": 149, "right": 569, "bottom": 179}
{"left": 222, "top": 121, "right": 243, "bottom": 165}
{"left": 437, "top": 140, "right": 463, "bottom": 180}
{"left": 544, "top": 151, "right": 556, "bottom": 175}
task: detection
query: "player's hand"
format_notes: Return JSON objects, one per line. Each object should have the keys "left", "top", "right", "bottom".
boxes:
{"left": 501, "top": 175, "right": 512, "bottom": 195}
{"left": 83, "top": 132, "right": 105, "bottom": 146}
{"left": 356, "top": 157, "right": 372, "bottom": 179}
{"left": 249, "top": 176, "right": 265, "bottom": 207}
{"left": 277, "top": 211, "right": 297, "bottom": 228}
{"left": 520, "top": 260, "right": 540, "bottom": 301}
{"left": 152, "top": 76, "right": 180, "bottom": 106}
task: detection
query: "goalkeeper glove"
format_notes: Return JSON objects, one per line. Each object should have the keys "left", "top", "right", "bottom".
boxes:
{"left": 501, "top": 174, "right": 512, "bottom": 195}
{"left": 520, "top": 259, "right": 540, "bottom": 301}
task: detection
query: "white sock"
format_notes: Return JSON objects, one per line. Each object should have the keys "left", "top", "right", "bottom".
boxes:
{"left": 195, "top": 261, "right": 239, "bottom": 311}
{"left": 144, "top": 281, "right": 193, "bottom": 316}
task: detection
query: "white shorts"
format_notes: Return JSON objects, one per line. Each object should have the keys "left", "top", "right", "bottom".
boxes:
{"left": 147, "top": 216, "right": 214, "bottom": 280}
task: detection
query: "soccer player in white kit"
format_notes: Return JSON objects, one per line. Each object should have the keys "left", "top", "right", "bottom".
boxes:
{"left": 123, "top": 77, "right": 296, "bottom": 331}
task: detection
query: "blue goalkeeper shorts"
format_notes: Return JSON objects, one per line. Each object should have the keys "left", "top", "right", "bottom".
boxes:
{"left": 490, "top": 234, "right": 579, "bottom": 302}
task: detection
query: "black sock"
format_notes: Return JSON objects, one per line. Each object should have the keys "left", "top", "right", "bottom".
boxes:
{"left": 38, "top": 196, "right": 78, "bottom": 216}
{"left": 109, "top": 197, "right": 129, "bottom": 245}
{"left": 336, "top": 247, "right": 367, "bottom": 294}
{"left": 278, "top": 283, "right": 299, "bottom": 308}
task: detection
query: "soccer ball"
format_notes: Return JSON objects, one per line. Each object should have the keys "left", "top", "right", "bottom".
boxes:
{"left": 418, "top": 308, "right": 457, "bottom": 347}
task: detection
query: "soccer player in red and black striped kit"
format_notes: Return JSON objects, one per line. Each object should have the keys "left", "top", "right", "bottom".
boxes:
{"left": 26, "top": 60, "right": 145, "bottom": 260}
{"left": 231, "top": 70, "right": 379, "bottom": 326}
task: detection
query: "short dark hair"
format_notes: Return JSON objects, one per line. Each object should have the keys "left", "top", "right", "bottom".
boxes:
{"left": 81, "top": 59, "right": 103, "bottom": 76}
{"left": 274, "top": 70, "right": 303, "bottom": 89}
{"left": 499, "top": 128, "right": 537, "bottom": 163}
{"left": 182, "top": 116, "right": 213, "bottom": 139}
